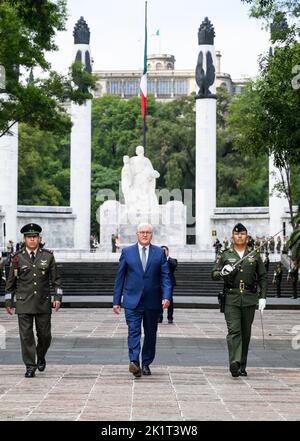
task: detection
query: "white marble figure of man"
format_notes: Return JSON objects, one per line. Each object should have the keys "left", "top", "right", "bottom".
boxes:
{"left": 128, "top": 145, "right": 160, "bottom": 212}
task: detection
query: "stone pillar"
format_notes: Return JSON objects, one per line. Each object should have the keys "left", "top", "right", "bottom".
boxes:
{"left": 269, "top": 155, "right": 286, "bottom": 237}
{"left": 0, "top": 121, "right": 18, "bottom": 247}
{"left": 195, "top": 18, "right": 217, "bottom": 250}
{"left": 70, "top": 17, "right": 92, "bottom": 250}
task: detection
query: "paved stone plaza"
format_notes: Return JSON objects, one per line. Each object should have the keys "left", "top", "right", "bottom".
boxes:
{"left": 0, "top": 308, "right": 300, "bottom": 421}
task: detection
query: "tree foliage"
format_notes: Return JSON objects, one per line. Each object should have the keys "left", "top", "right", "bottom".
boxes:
{"left": 242, "top": 0, "right": 300, "bottom": 43}
{"left": 18, "top": 123, "right": 69, "bottom": 206}
{"left": 227, "top": 31, "right": 300, "bottom": 226}
{"left": 0, "top": 0, "right": 95, "bottom": 138}
{"left": 18, "top": 90, "right": 272, "bottom": 234}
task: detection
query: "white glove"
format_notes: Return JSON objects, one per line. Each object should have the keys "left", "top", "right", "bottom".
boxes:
{"left": 221, "top": 264, "right": 234, "bottom": 276}
{"left": 259, "top": 298, "right": 266, "bottom": 314}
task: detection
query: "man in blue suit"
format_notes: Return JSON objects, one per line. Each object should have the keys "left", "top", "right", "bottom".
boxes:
{"left": 113, "top": 223, "right": 171, "bottom": 377}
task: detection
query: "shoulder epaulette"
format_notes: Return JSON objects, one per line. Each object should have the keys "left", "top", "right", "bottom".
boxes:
{"left": 40, "top": 248, "right": 53, "bottom": 254}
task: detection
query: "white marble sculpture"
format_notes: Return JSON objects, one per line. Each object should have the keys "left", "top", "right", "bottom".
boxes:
{"left": 121, "top": 145, "right": 160, "bottom": 212}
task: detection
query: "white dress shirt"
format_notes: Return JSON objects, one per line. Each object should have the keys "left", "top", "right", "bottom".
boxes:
{"left": 26, "top": 248, "right": 38, "bottom": 258}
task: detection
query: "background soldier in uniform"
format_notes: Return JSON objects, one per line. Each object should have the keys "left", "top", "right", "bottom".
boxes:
{"left": 269, "top": 237, "right": 275, "bottom": 254}
{"left": 4, "top": 223, "right": 63, "bottom": 378}
{"left": 158, "top": 246, "right": 178, "bottom": 324}
{"left": 212, "top": 223, "right": 267, "bottom": 377}
{"left": 276, "top": 236, "right": 282, "bottom": 254}
{"left": 273, "top": 262, "right": 283, "bottom": 298}
{"left": 264, "top": 252, "right": 270, "bottom": 273}
{"left": 288, "top": 260, "right": 299, "bottom": 299}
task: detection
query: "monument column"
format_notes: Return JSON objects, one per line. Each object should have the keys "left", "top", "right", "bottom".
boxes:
{"left": 195, "top": 18, "right": 217, "bottom": 250}
{"left": 268, "top": 17, "right": 288, "bottom": 239}
{"left": 70, "top": 17, "right": 92, "bottom": 250}
{"left": 0, "top": 123, "right": 18, "bottom": 246}
{"left": 269, "top": 155, "right": 286, "bottom": 237}
{"left": 0, "top": 65, "right": 18, "bottom": 246}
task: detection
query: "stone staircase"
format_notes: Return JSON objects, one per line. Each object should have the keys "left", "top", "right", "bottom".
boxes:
{"left": 0, "top": 261, "right": 295, "bottom": 301}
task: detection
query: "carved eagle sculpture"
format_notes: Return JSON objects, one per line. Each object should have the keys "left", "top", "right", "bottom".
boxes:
{"left": 205, "top": 51, "right": 215, "bottom": 95}
{"left": 195, "top": 51, "right": 205, "bottom": 96}
{"left": 195, "top": 50, "right": 215, "bottom": 98}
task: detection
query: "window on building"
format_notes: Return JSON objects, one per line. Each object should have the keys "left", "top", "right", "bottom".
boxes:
{"left": 156, "top": 62, "right": 163, "bottom": 70}
{"left": 107, "top": 80, "right": 122, "bottom": 95}
{"left": 233, "top": 85, "right": 242, "bottom": 93}
{"left": 123, "top": 80, "right": 139, "bottom": 97}
{"left": 174, "top": 79, "right": 188, "bottom": 96}
{"left": 157, "top": 79, "right": 172, "bottom": 98}
{"left": 167, "top": 63, "right": 173, "bottom": 70}
{"left": 148, "top": 79, "right": 156, "bottom": 95}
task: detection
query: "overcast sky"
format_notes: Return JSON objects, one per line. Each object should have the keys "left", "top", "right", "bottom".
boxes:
{"left": 47, "top": 0, "right": 271, "bottom": 79}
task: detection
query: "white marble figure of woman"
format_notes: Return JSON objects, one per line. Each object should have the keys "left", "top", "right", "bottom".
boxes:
{"left": 121, "top": 155, "right": 132, "bottom": 205}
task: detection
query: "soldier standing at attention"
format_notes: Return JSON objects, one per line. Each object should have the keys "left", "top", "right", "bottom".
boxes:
{"left": 212, "top": 223, "right": 267, "bottom": 377}
{"left": 4, "top": 223, "right": 63, "bottom": 378}
{"left": 273, "top": 262, "right": 283, "bottom": 298}
{"left": 288, "top": 261, "right": 299, "bottom": 299}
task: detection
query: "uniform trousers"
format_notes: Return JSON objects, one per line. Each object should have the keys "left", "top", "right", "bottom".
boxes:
{"left": 224, "top": 304, "right": 256, "bottom": 370}
{"left": 18, "top": 313, "right": 52, "bottom": 368}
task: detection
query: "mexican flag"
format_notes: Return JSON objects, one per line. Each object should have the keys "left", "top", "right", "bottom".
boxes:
{"left": 140, "top": 4, "right": 147, "bottom": 120}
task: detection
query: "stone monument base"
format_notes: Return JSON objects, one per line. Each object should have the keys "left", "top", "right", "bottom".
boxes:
{"left": 99, "top": 200, "right": 186, "bottom": 251}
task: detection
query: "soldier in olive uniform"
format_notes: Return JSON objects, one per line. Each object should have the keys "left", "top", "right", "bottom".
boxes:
{"left": 276, "top": 236, "right": 282, "bottom": 254}
{"left": 288, "top": 261, "right": 299, "bottom": 299}
{"left": 4, "top": 223, "right": 63, "bottom": 378}
{"left": 273, "top": 262, "right": 283, "bottom": 298}
{"left": 212, "top": 223, "right": 267, "bottom": 377}
{"left": 269, "top": 237, "right": 275, "bottom": 254}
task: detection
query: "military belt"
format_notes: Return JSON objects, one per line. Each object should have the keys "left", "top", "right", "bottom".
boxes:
{"left": 225, "top": 283, "right": 257, "bottom": 293}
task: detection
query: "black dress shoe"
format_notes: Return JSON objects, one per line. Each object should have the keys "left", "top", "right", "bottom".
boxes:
{"left": 158, "top": 317, "right": 163, "bottom": 323}
{"left": 37, "top": 358, "right": 46, "bottom": 372}
{"left": 129, "top": 361, "right": 141, "bottom": 378}
{"left": 239, "top": 369, "right": 248, "bottom": 376}
{"left": 25, "top": 368, "right": 36, "bottom": 378}
{"left": 230, "top": 361, "right": 240, "bottom": 377}
{"left": 142, "top": 365, "right": 151, "bottom": 376}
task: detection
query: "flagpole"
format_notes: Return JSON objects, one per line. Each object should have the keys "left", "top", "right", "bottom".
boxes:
{"left": 142, "top": 1, "right": 147, "bottom": 150}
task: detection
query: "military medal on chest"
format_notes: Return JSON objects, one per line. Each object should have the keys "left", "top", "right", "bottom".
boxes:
{"left": 41, "top": 260, "right": 47, "bottom": 275}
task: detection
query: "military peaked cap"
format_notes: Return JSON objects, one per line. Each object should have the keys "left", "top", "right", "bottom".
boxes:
{"left": 232, "top": 223, "right": 247, "bottom": 233}
{"left": 20, "top": 223, "right": 42, "bottom": 236}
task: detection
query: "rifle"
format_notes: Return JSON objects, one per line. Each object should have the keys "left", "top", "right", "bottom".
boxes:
{"left": 218, "top": 290, "right": 226, "bottom": 313}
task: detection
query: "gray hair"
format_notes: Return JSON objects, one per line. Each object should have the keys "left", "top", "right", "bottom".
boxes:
{"left": 136, "top": 223, "right": 153, "bottom": 233}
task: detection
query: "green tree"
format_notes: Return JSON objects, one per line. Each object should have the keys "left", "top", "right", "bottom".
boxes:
{"left": 18, "top": 123, "right": 69, "bottom": 206}
{"left": 242, "top": 0, "right": 300, "bottom": 43}
{"left": 91, "top": 164, "right": 121, "bottom": 235}
{"left": 0, "top": 0, "right": 95, "bottom": 138}
{"left": 288, "top": 214, "right": 300, "bottom": 264}
{"left": 227, "top": 42, "right": 300, "bottom": 227}
{"left": 216, "top": 86, "right": 269, "bottom": 207}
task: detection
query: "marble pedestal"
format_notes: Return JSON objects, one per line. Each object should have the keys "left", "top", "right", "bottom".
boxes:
{"left": 99, "top": 200, "right": 186, "bottom": 251}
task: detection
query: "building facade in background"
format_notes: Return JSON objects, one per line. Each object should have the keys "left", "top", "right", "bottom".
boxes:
{"left": 93, "top": 51, "right": 247, "bottom": 100}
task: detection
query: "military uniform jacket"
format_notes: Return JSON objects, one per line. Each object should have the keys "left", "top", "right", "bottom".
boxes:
{"left": 211, "top": 246, "right": 267, "bottom": 307}
{"left": 5, "top": 247, "right": 63, "bottom": 314}
{"left": 274, "top": 267, "right": 283, "bottom": 283}
{"left": 289, "top": 266, "right": 299, "bottom": 283}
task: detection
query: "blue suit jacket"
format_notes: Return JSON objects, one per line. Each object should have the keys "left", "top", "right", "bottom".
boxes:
{"left": 113, "top": 243, "right": 172, "bottom": 310}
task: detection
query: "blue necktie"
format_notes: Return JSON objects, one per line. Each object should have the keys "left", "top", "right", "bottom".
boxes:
{"left": 142, "top": 246, "right": 147, "bottom": 271}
